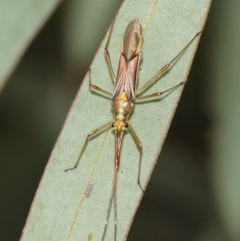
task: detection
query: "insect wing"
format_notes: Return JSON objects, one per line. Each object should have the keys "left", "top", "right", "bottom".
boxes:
{"left": 112, "top": 19, "right": 142, "bottom": 104}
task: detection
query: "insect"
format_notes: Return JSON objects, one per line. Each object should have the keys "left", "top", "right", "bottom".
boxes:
{"left": 65, "top": 17, "right": 202, "bottom": 241}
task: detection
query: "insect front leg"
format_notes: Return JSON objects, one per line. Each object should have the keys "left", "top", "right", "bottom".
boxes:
{"left": 65, "top": 121, "right": 112, "bottom": 172}
{"left": 127, "top": 122, "right": 144, "bottom": 192}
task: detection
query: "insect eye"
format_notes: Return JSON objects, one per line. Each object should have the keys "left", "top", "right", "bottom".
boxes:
{"left": 125, "top": 123, "right": 128, "bottom": 128}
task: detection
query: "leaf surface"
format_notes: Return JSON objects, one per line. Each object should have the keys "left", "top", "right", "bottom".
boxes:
{"left": 20, "top": 0, "right": 211, "bottom": 240}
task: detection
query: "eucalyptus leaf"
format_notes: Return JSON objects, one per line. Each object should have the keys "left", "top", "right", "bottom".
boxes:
{"left": 0, "top": 0, "right": 62, "bottom": 92}
{"left": 20, "top": 0, "right": 211, "bottom": 240}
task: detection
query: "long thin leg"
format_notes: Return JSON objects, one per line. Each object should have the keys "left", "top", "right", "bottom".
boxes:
{"left": 65, "top": 121, "right": 112, "bottom": 172}
{"left": 136, "top": 80, "right": 186, "bottom": 101}
{"left": 127, "top": 122, "right": 144, "bottom": 191}
{"left": 89, "top": 68, "right": 112, "bottom": 97}
{"left": 104, "top": 15, "right": 118, "bottom": 84}
{"left": 136, "top": 31, "right": 202, "bottom": 96}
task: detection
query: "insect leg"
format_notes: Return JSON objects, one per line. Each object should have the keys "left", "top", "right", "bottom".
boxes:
{"left": 104, "top": 16, "right": 118, "bottom": 84}
{"left": 65, "top": 120, "right": 112, "bottom": 172}
{"left": 136, "top": 80, "right": 186, "bottom": 101}
{"left": 127, "top": 122, "right": 144, "bottom": 192}
{"left": 136, "top": 31, "right": 202, "bottom": 96}
{"left": 89, "top": 68, "right": 112, "bottom": 97}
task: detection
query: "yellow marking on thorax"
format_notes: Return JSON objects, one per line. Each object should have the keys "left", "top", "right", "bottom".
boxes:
{"left": 117, "top": 92, "right": 128, "bottom": 101}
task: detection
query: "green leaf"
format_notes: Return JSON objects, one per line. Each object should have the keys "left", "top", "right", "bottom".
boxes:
{"left": 0, "top": 0, "right": 62, "bottom": 92}
{"left": 20, "top": 0, "right": 211, "bottom": 240}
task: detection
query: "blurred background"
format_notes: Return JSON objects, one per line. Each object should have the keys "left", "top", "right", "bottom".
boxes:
{"left": 0, "top": 0, "right": 239, "bottom": 240}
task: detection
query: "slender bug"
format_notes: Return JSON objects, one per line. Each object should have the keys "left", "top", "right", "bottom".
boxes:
{"left": 65, "top": 17, "right": 202, "bottom": 241}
